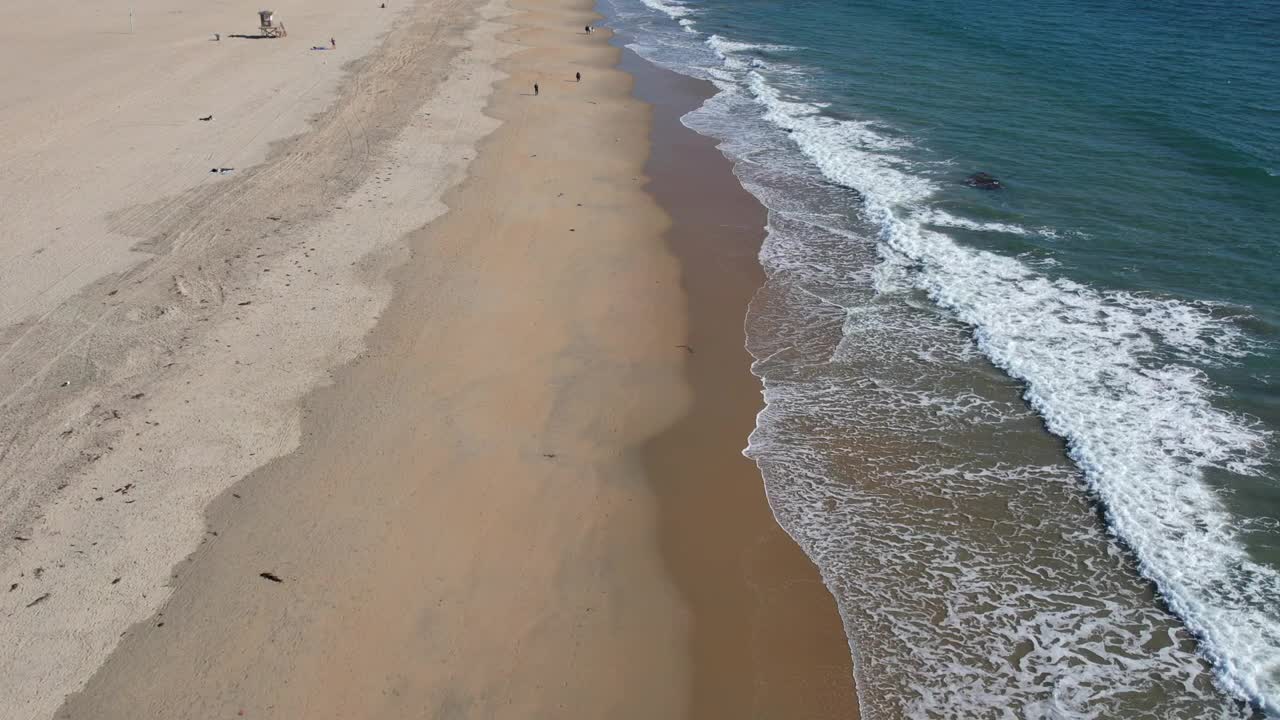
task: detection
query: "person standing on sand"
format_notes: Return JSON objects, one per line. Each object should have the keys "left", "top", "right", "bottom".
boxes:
{"left": 576, "top": 71, "right": 581, "bottom": 83}
{"left": 534, "top": 82, "right": 539, "bottom": 96}
{"left": 585, "top": 25, "right": 591, "bottom": 34}
{"left": 330, "top": 37, "right": 336, "bottom": 49}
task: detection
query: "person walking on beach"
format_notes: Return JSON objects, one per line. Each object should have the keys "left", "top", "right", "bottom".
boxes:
{"left": 585, "top": 25, "right": 591, "bottom": 34}
{"left": 575, "top": 71, "right": 581, "bottom": 83}
{"left": 330, "top": 37, "right": 336, "bottom": 49}
{"left": 533, "top": 82, "right": 539, "bottom": 96}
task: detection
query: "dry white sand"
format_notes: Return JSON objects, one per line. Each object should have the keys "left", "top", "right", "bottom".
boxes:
{"left": 0, "top": 0, "right": 506, "bottom": 717}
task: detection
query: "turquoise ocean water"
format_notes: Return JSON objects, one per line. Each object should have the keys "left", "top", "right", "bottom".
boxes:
{"left": 600, "top": 0, "right": 1280, "bottom": 717}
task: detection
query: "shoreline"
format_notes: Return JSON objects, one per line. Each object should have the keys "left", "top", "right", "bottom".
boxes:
{"left": 623, "top": 48, "right": 859, "bottom": 717}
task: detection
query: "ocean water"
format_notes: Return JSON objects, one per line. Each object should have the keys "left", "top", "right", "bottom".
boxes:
{"left": 599, "top": 0, "right": 1280, "bottom": 717}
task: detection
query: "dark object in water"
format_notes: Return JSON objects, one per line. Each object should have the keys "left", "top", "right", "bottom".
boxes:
{"left": 965, "top": 172, "right": 1002, "bottom": 190}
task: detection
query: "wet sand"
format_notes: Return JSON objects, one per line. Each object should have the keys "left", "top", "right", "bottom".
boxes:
{"left": 627, "top": 51, "right": 859, "bottom": 718}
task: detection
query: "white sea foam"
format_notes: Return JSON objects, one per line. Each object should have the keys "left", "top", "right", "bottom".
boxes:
{"left": 917, "top": 208, "right": 1033, "bottom": 236}
{"left": 704, "top": 35, "right": 797, "bottom": 71}
{"left": 706, "top": 34, "right": 757, "bottom": 56}
{"left": 636, "top": 0, "right": 694, "bottom": 19}
{"left": 745, "top": 69, "right": 1279, "bottom": 713}
{"left": 706, "top": 34, "right": 796, "bottom": 56}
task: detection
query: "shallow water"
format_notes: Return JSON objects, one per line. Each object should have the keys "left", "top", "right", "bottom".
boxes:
{"left": 602, "top": 0, "right": 1280, "bottom": 716}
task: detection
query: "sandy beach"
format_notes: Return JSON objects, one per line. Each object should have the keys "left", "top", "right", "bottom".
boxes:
{"left": 2, "top": 0, "right": 856, "bottom": 717}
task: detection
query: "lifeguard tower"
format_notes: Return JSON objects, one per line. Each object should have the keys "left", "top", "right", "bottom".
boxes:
{"left": 258, "top": 9, "right": 286, "bottom": 38}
